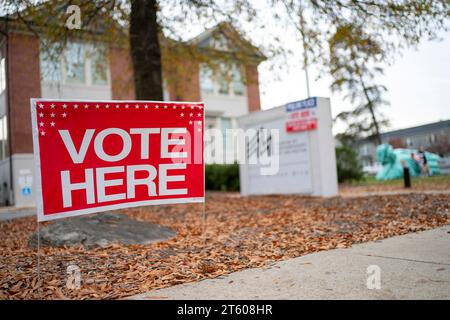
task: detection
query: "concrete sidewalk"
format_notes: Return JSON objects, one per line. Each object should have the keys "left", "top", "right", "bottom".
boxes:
{"left": 0, "top": 207, "right": 35, "bottom": 221}
{"left": 132, "top": 225, "right": 450, "bottom": 300}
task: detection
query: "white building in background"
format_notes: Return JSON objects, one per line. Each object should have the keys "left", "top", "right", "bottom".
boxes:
{"left": 0, "top": 17, "right": 265, "bottom": 206}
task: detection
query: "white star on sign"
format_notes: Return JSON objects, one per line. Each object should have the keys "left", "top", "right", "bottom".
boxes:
{"left": 164, "top": 105, "right": 168, "bottom": 109}
{"left": 197, "top": 105, "right": 203, "bottom": 109}
{"left": 62, "top": 113, "right": 67, "bottom": 118}
{"left": 189, "top": 121, "right": 193, "bottom": 125}
{"left": 40, "top": 131, "right": 45, "bottom": 136}
{"left": 74, "top": 104, "right": 79, "bottom": 109}
{"left": 39, "top": 122, "right": 44, "bottom": 127}
{"left": 116, "top": 104, "right": 120, "bottom": 109}
{"left": 50, "top": 113, "right": 55, "bottom": 118}
{"left": 39, "top": 113, "right": 44, "bottom": 117}
{"left": 190, "top": 106, "right": 194, "bottom": 110}
{"left": 39, "top": 103, "right": 44, "bottom": 109}
{"left": 125, "top": 104, "right": 129, "bottom": 109}
{"left": 180, "top": 113, "right": 184, "bottom": 117}
{"left": 197, "top": 113, "right": 202, "bottom": 117}
{"left": 144, "top": 104, "right": 148, "bottom": 109}
{"left": 189, "top": 113, "right": 193, "bottom": 117}
{"left": 50, "top": 104, "right": 55, "bottom": 109}
{"left": 96, "top": 104, "right": 100, "bottom": 109}
{"left": 197, "top": 128, "right": 201, "bottom": 132}
{"left": 105, "top": 104, "right": 110, "bottom": 109}
{"left": 84, "top": 104, "right": 89, "bottom": 109}
{"left": 62, "top": 104, "right": 67, "bottom": 109}
{"left": 173, "top": 105, "right": 177, "bottom": 109}
{"left": 135, "top": 104, "right": 139, "bottom": 109}
{"left": 155, "top": 105, "right": 160, "bottom": 109}
{"left": 197, "top": 121, "right": 202, "bottom": 124}
{"left": 181, "top": 105, "right": 185, "bottom": 109}
{"left": 50, "top": 121, "right": 55, "bottom": 127}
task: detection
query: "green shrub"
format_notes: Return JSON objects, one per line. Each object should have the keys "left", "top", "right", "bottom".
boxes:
{"left": 205, "top": 163, "right": 240, "bottom": 191}
{"left": 336, "top": 146, "right": 364, "bottom": 183}
{"left": 205, "top": 147, "right": 361, "bottom": 189}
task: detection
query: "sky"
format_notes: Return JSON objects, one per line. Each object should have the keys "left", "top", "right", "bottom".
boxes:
{"left": 159, "top": 0, "right": 447, "bottom": 134}
{"left": 258, "top": 31, "right": 450, "bottom": 134}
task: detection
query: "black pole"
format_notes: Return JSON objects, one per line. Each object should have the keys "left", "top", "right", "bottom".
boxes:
{"left": 403, "top": 166, "right": 411, "bottom": 188}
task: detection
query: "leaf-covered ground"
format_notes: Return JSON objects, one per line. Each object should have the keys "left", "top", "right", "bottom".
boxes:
{"left": 1, "top": 192, "right": 449, "bottom": 300}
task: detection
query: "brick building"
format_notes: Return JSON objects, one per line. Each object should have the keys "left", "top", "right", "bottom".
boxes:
{"left": 0, "top": 18, "right": 265, "bottom": 206}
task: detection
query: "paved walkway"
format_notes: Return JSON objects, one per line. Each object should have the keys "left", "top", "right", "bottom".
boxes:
{"left": 0, "top": 207, "right": 35, "bottom": 221}
{"left": 132, "top": 225, "right": 450, "bottom": 300}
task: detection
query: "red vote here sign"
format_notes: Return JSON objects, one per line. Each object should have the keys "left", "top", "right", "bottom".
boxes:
{"left": 31, "top": 99, "right": 204, "bottom": 222}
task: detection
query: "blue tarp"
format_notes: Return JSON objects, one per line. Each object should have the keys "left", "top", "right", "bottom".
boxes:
{"left": 376, "top": 144, "right": 441, "bottom": 180}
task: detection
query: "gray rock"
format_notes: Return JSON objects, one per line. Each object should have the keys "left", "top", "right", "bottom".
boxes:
{"left": 29, "top": 212, "right": 176, "bottom": 248}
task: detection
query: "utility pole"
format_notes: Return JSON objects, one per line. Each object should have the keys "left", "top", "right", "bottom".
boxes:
{"left": 303, "top": 49, "right": 311, "bottom": 98}
{"left": 299, "top": 9, "right": 311, "bottom": 98}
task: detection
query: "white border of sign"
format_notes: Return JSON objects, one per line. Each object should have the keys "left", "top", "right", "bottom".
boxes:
{"left": 30, "top": 98, "right": 205, "bottom": 222}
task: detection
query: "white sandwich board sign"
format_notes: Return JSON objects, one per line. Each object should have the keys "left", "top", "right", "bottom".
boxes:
{"left": 238, "top": 97, "right": 338, "bottom": 197}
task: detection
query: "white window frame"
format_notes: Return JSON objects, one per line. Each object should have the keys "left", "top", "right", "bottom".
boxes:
{"left": 199, "top": 63, "right": 246, "bottom": 98}
{"left": 41, "top": 42, "right": 110, "bottom": 87}
{"left": 199, "top": 64, "right": 215, "bottom": 94}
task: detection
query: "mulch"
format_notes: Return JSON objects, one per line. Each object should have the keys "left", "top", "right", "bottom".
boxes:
{"left": 1, "top": 192, "right": 449, "bottom": 299}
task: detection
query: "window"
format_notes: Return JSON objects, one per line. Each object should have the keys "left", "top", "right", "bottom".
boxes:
{"left": 218, "top": 78, "right": 229, "bottom": 94}
{"left": 210, "top": 34, "right": 229, "bottom": 51}
{"left": 429, "top": 134, "right": 436, "bottom": 144}
{"left": 199, "top": 63, "right": 247, "bottom": 97}
{"left": 220, "top": 117, "right": 232, "bottom": 134}
{"left": 40, "top": 43, "right": 62, "bottom": 82}
{"left": 0, "top": 58, "right": 5, "bottom": 93}
{"left": 40, "top": 41, "right": 109, "bottom": 86}
{"left": 218, "top": 64, "right": 230, "bottom": 95}
{"left": 0, "top": 115, "right": 8, "bottom": 161}
{"left": 232, "top": 65, "right": 245, "bottom": 95}
{"left": 65, "top": 42, "right": 86, "bottom": 84}
{"left": 200, "top": 65, "right": 214, "bottom": 94}
{"left": 90, "top": 47, "right": 108, "bottom": 85}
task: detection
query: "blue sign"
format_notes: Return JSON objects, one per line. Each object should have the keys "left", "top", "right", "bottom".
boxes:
{"left": 21, "top": 187, "right": 31, "bottom": 196}
{"left": 286, "top": 97, "right": 317, "bottom": 112}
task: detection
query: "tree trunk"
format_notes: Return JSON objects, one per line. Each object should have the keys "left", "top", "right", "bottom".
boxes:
{"left": 366, "top": 99, "right": 382, "bottom": 145}
{"left": 360, "top": 77, "right": 382, "bottom": 145}
{"left": 129, "top": 0, "right": 163, "bottom": 100}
